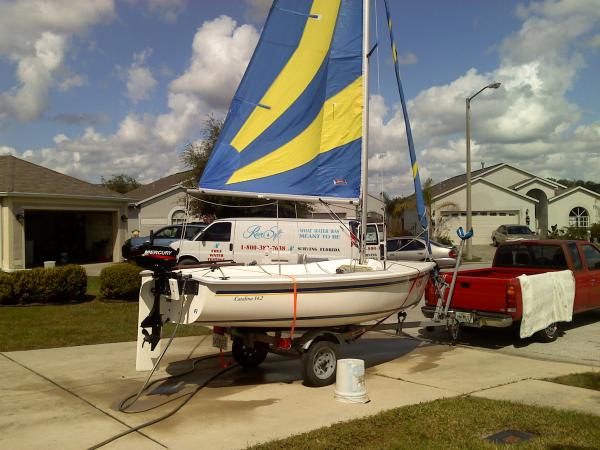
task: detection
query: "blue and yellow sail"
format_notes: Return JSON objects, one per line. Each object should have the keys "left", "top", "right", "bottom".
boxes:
{"left": 199, "top": 0, "right": 364, "bottom": 201}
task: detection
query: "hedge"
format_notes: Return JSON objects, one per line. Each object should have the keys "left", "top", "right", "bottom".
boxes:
{"left": 0, "top": 265, "right": 87, "bottom": 305}
{"left": 99, "top": 263, "right": 143, "bottom": 300}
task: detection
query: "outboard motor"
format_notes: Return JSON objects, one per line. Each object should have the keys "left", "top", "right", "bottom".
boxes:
{"left": 135, "top": 246, "right": 179, "bottom": 350}
{"left": 134, "top": 245, "right": 178, "bottom": 271}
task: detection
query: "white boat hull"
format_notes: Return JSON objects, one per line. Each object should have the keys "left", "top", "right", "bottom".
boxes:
{"left": 154, "top": 259, "right": 435, "bottom": 329}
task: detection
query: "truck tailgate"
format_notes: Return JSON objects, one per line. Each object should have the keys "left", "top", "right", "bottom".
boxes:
{"left": 426, "top": 267, "right": 532, "bottom": 314}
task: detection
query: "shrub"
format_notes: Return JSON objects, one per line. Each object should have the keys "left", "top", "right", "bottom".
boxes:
{"left": 0, "top": 271, "right": 15, "bottom": 305}
{"left": 0, "top": 265, "right": 87, "bottom": 305}
{"left": 100, "top": 263, "right": 143, "bottom": 300}
{"left": 561, "top": 226, "right": 589, "bottom": 240}
{"left": 590, "top": 223, "right": 600, "bottom": 242}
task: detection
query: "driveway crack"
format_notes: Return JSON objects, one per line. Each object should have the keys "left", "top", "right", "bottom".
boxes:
{"left": 0, "top": 352, "right": 167, "bottom": 449}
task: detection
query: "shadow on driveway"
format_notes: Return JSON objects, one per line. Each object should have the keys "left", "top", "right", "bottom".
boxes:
{"left": 114, "top": 336, "right": 424, "bottom": 412}
{"left": 416, "top": 309, "right": 600, "bottom": 350}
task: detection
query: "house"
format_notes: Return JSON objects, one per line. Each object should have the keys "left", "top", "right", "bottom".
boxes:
{"left": 405, "top": 163, "right": 600, "bottom": 245}
{"left": 309, "top": 193, "right": 384, "bottom": 222}
{"left": 126, "top": 171, "right": 202, "bottom": 235}
{"left": 127, "top": 171, "right": 385, "bottom": 233}
{"left": 0, "top": 156, "right": 130, "bottom": 271}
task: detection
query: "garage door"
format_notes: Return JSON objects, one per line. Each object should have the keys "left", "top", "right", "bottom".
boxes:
{"left": 439, "top": 211, "right": 519, "bottom": 245}
{"left": 24, "top": 210, "right": 115, "bottom": 267}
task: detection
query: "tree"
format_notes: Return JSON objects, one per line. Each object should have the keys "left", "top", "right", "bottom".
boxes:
{"left": 382, "top": 178, "right": 458, "bottom": 238}
{"left": 548, "top": 177, "right": 600, "bottom": 194}
{"left": 101, "top": 174, "right": 141, "bottom": 193}
{"left": 181, "top": 116, "right": 312, "bottom": 219}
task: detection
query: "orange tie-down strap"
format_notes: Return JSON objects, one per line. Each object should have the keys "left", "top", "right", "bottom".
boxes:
{"left": 281, "top": 274, "right": 298, "bottom": 342}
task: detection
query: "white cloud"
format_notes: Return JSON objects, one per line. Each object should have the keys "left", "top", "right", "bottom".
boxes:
{"left": 398, "top": 51, "right": 418, "bottom": 66}
{"left": 124, "top": 48, "right": 157, "bottom": 103}
{"left": 148, "top": 0, "right": 186, "bottom": 23}
{"left": 16, "top": 15, "right": 259, "bottom": 182}
{"left": 58, "top": 74, "right": 86, "bottom": 92}
{"left": 0, "top": 0, "right": 115, "bottom": 121}
{"left": 170, "top": 15, "right": 259, "bottom": 110}
{"left": 244, "top": 0, "right": 272, "bottom": 24}
{"left": 369, "top": 0, "right": 600, "bottom": 197}
{"left": 53, "top": 134, "right": 69, "bottom": 144}
{"left": 0, "top": 146, "right": 17, "bottom": 156}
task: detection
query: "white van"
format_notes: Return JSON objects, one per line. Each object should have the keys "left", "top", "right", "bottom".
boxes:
{"left": 171, "top": 218, "right": 384, "bottom": 265}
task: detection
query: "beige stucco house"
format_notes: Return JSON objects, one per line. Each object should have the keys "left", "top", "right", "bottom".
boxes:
{"left": 126, "top": 171, "right": 202, "bottom": 235}
{"left": 0, "top": 156, "right": 130, "bottom": 271}
{"left": 127, "top": 171, "right": 385, "bottom": 233}
{"left": 406, "top": 163, "right": 600, "bottom": 245}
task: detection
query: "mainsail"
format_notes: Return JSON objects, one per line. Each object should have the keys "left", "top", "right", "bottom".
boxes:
{"left": 198, "top": 0, "right": 363, "bottom": 202}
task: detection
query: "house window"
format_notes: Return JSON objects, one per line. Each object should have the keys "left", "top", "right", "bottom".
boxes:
{"left": 568, "top": 207, "right": 589, "bottom": 227}
{"left": 171, "top": 209, "right": 186, "bottom": 225}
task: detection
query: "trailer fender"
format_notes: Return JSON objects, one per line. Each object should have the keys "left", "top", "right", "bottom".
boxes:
{"left": 297, "top": 330, "right": 343, "bottom": 351}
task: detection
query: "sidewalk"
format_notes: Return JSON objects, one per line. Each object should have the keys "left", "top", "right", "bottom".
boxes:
{"left": 1, "top": 334, "right": 597, "bottom": 449}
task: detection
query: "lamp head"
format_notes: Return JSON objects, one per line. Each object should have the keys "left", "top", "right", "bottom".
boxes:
{"left": 488, "top": 82, "right": 501, "bottom": 89}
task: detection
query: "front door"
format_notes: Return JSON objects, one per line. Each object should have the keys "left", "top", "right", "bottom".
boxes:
{"left": 200, "top": 221, "right": 234, "bottom": 262}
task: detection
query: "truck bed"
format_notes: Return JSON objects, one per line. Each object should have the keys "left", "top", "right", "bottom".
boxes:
{"left": 428, "top": 266, "right": 560, "bottom": 314}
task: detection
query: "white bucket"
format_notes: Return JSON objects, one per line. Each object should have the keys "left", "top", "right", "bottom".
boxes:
{"left": 44, "top": 261, "right": 56, "bottom": 269}
{"left": 334, "top": 358, "right": 369, "bottom": 403}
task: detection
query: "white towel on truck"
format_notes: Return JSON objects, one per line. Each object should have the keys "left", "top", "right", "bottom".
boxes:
{"left": 517, "top": 270, "right": 575, "bottom": 339}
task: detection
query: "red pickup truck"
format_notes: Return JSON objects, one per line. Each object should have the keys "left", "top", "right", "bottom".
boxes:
{"left": 423, "top": 240, "right": 600, "bottom": 342}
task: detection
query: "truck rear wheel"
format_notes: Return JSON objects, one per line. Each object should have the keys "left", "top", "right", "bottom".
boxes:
{"left": 535, "top": 323, "right": 559, "bottom": 343}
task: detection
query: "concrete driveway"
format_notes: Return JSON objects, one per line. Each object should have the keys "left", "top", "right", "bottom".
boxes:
{"left": 2, "top": 328, "right": 598, "bottom": 450}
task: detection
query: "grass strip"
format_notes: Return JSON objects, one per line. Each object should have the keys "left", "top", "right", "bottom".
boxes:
{"left": 0, "top": 276, "right": 209, "bottom": 352}
{"left": 547, "top": 372, "right": 600, "bottom": 392}
{"left": 252, "top": 396, "right": 600, "bottom": 450}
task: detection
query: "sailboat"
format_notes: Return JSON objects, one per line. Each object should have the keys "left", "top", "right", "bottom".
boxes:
{"left": 137, "top": 0, "right": 435, "bottom": 367}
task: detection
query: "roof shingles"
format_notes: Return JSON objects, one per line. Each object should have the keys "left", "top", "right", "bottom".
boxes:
{"left": 0, "top": 156, "right": 127, "bottom": 200}
{"left": 127, "top": 171, "right": 192, "bottom": 202}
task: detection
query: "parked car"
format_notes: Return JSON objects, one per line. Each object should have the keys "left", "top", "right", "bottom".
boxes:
{"left": 386, "top": 237, "right": 458, "bottom": 268}
{"left": 491, "top": 224, "right": 536, "bottom": 246}
{"left": 122, "top": 223, "right": 206, "bottom": 260}
{"left": 423, "top": 240, "right": 600, "bottom": 342}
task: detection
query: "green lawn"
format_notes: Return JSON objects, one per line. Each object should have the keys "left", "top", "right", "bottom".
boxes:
{"left": 252, "top": 396, "right": 600, "bottom": 450}
{"left": 0, "top": 276, "right": 209, "bottom": 352}
{"left": 548, "top": 372, "right": 600, "bottom": 392}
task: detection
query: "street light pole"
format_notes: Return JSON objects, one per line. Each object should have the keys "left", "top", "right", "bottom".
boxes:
{"left": 465, "top": 82, "right": 501, "bottom": 260}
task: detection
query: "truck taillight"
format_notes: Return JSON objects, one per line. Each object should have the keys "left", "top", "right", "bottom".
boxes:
{"left": 449, "top": 248, "right": 457, "bottom": 259}
{"left": 506, "top": 285, "right": 517, "bottom": 312}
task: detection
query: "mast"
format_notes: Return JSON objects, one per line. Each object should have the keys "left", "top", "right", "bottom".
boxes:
{"left": 359, "top": 0, "right": 370, "bottom": 264}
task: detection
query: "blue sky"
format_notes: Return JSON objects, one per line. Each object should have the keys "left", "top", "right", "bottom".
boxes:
{"left": 0, "top": 0, "right": 599, "bottom": 196}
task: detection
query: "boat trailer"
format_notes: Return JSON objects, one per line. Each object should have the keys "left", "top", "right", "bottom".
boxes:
{"left": 135, "top": 229, "right": 473, "bottom": 387}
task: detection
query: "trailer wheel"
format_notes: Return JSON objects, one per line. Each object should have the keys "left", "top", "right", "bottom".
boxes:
{"left": 232, "top": 338, "right": 269, "bottom": 367}
{"left": 302, "top": 340, "right": 340, "bottom": 387}
{"left": 535, "top": 323, "right": 559, "bottom": 343}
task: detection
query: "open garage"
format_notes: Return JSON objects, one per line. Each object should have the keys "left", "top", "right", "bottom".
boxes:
{"left": 1, "top": 156, "right": 130, "bottom": 271}
{"left": 24, "top": 210, "right": 116, "bottom": 267}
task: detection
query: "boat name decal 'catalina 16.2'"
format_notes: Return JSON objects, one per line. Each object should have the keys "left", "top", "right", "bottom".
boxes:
{"left": 233, "top": 295, "right": 264, "bottom": 302}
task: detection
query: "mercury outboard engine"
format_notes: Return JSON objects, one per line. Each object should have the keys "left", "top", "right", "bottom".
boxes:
{"left": 135, "top": 246, "right": 179, "bottom": 350}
